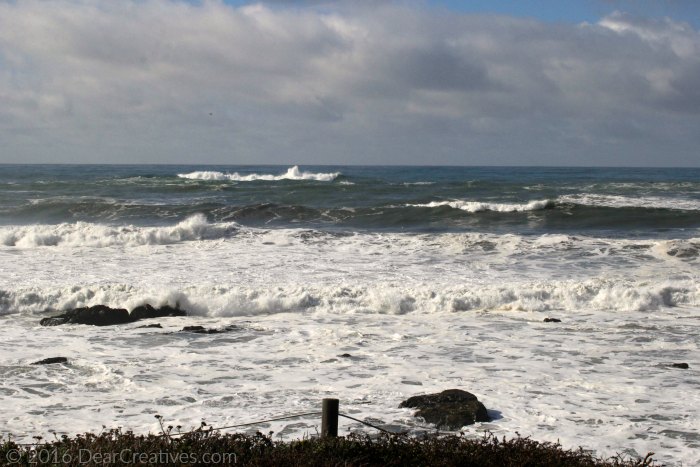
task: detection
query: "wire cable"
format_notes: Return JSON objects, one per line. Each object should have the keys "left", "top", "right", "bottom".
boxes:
{"left": 339, "top": 413, "right": 404, "bottom": 435}
{"left": 169, "top": 411, "right": 323, "bottom": 437}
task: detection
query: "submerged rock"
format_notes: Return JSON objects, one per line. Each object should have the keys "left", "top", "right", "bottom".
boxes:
{"left": 40, "top": 304, "right": 187, "bottom": 327}
{"left": 137, "top": 323, "right": 163, "bottom": 329}
{"left": 543, "top": 318, "right": 561, "bottom": 323}
{"left": 399, "top": 389, "right": 490, "bottom": 429}
{"left": 181, "top": 325, "right": 239, "bottom": 334}
{"left": 671, "top": 363, "right": 689, "bottom": 369}
{"left": 32, "top": 357, "right": 68, "bottom": 365}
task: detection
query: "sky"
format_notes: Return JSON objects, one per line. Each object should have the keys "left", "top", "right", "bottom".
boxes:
{"left": 0, "top": 0, "right": 699, "bottom": 166}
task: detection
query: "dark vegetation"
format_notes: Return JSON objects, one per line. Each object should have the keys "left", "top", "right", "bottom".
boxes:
{"left": 1, "top": 426, "right": 656, "bottom": 466}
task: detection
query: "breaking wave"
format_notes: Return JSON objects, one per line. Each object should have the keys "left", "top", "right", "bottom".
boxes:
{"left": 1, "top": 278, "right": 697, "bottom": 317}
{"left": 177, "top": 166, "right": 339, "bottom": 182}
{"left": 558, "top": 194, "right": 700, "bottom": 211}
{"left": 0, "top": 214, "right": 238, "bottom": 248}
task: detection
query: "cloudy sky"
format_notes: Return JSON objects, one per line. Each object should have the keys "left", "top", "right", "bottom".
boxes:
{"left": 0, "top": 0, "right": 698, "bottom": 166}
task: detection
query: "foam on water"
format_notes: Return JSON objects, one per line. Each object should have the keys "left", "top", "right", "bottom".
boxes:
{"left": 1, "top": 222, "right": 699, "bottom": 465}
{"left": 1, "top": 278, "right": 698, "bottom": 317}
{"left": 177, "top": 166, "right": 339, "bottom": 182}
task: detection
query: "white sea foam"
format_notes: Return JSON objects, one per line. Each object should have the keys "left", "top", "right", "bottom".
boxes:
{"left": 409, "top": 199, "right": 553, "bottom": 212}
{"left": 1, "top": 227, "right": 698, "bottom": 465}
{"left": 177, "top": 166, "right": 339, "bottom": 182}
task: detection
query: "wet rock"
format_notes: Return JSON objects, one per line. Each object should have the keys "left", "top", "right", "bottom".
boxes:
{"left": 39, "top": 316, "right": 72, "bottom": 327}
{"left": 543, "top": 318, "right": 561, "bottom": 323}
{"left": 40, "top": 305, "right": 131, "bottom": 326}
{"left": 338, "top": 353, "right": 353, "bottom": 358}
{"left": 137, "top": 323, "right": 163, "bottom": 329}
{"left": 671, "top": 363, "right": 689, "bottom": 369}
{"left": 399, "top": 389, "right": 490, "bottom": 429}
{"left": 40, "top": 304, "right": 187, "bottom": 327}
{"left": 32, "top": 357, "right": 68, "bottom": 365}
{"left": 130, "top": 304, "right": 186, "bottom": 321}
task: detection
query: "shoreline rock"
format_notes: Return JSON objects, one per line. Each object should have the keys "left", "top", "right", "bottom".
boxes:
{"left": 399, "top": 389, "right": 490, "bottom": 429}
{"left": 32, "top": 357, "right": 68, "bottom": 365}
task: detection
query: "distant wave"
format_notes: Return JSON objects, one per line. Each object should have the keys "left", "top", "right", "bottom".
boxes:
{"left": 409, "top": 199, "right": 554, "bottom": 212}
{"left": 410, "top": 195, "right": 700, "bottom": 213}
{"left": 558, "top": 194, "right": 700, "bottom": 211}
{"left": 177, "top": 166, "right": 339, "bottom": 182}
{"left": 0, "top": 214, "right": 238, "bottom": 248}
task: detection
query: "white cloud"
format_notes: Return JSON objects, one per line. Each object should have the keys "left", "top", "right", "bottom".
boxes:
{"left": 0, "top": 1, "right": 698, "bottom": 165}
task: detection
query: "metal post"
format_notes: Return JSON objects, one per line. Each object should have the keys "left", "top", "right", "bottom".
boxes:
{"left": 321, "top": 398, "right": 339, "bottom": 437}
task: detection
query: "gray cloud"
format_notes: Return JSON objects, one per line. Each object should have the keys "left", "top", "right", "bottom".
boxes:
{"left": 0, "top": 1, "right": 698, "bottom": 166}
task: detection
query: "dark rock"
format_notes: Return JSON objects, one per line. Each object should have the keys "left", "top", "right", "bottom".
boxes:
{"left": 40, "top": 304, "right": 187, "bottom": 327}
{"left": 667, "top": 247, "right": 698, "bottom": 258}
{"left": 130, "top": 304, "right": 186, "bottom": 321}
{"left": 671, "top": 363, "right": 689, "bottom": 369}
{"left": 137, "top": 323, "right": 163, "bottom": 329}
{"left": 338, "top": 353, "right": 353, "bottom": 358}
{"left": 543, "top": 318, "right": 561, "bottom": 323}
{"left": 399, "top": 389, "right": 490, "bottom": 429}
{"left": 40, "top": 305, "right": 131, "bottom": 326}
{"left": 181, "top": 325, "right": 239, "bottom": 334}
{"left": 32, "top": 357, "right": 68, "bottom": 365}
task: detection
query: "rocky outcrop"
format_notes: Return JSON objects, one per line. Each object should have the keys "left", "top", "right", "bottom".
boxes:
{"left": 130, "top": 304, "right": 186, "bottom": 321}
{"left": 40, "top": 304, "right": 186, "bottom": 327}
{"left": 399, "top": 389, "right": 490, "bottom": 429}
{"left": 32, "top": 357, "right": 68, "bottom": 365}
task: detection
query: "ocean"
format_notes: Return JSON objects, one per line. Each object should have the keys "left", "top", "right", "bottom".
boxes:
{"left": 1, "top": 165, "right": 698, "bottom": 465}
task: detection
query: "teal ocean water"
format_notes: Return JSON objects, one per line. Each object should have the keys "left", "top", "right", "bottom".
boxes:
{"left": 2, "top": 165, "right": 700, "bottom": 235}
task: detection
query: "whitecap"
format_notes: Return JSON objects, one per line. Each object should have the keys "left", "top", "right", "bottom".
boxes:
{"left": 178, "top": 166, "right": 339, "bottom": 182}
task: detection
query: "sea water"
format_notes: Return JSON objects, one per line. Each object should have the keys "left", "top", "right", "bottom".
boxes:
{"left": 0, "top": 165, "right": 698, "bottom": 465}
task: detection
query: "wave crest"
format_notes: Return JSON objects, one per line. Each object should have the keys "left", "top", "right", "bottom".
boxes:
{"left": 410, "top": 199, "right": 553, "bottom": 212}
{"left": 0, "top": 214, "right": 238, "bottom": 248}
